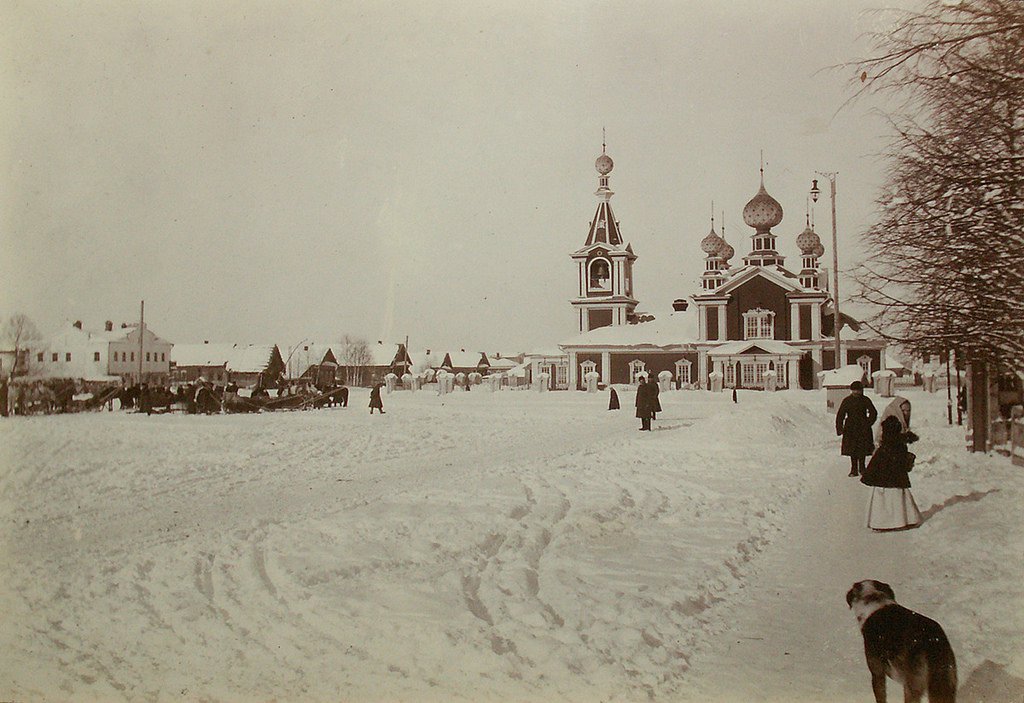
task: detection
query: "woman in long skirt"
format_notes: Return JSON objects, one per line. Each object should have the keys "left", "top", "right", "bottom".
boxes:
{"left": 861, "top": 408, "right": 921, "bottom": 531}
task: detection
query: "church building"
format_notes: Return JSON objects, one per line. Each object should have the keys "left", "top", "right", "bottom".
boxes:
{"left": 560, "top": 146, "right": 886, "bottom": 390}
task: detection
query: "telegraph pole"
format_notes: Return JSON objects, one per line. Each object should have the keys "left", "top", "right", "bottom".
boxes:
{"left": 138, "top": 300, "right": 145, "bottom": 384}
{"left": 810, "top": 173, "right": 841, "bottom": 367}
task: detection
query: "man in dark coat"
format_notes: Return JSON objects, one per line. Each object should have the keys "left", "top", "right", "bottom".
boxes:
{"left": 635, "top": 376, "right": 654, "bottom": 431}
{"left": 836, "top": 380, "right": 878, "bottom": 476}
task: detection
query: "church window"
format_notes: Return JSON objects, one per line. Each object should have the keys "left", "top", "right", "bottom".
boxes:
{"left": 742, "top": 308, "right": 775, "bottom": 340}
{"left": 629, "top": 359, "right": 646, "bottom": 385}
{"left": 724, "top": 362, "right": 736, "bottom": 387}
{"left": 580, "top": 360, "right": 597, "bottom": 379}
{"left": 37, "top": 352, "right": 43, "bottom": 362}
{"left": 555, "top": 363, "right": 568, "bottom": 388}
{"left": 589, "top": 258, "right": 611, "bottom": 291}
{"left": 66, "top": 353, "right": 71, "bottom": 362}
{"left": 94, "top": 352, "right": 100, "bottom": 362}
{"left": 741, "top": 361, "right": 769, "bottom": 387}
{"left": 675, "top": 359, "right": 692, "bottom": 385}
{"left": 857, "top": 354, "right": 873, "bottom": 379}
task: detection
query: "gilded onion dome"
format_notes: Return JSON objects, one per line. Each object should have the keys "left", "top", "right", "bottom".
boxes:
{"left": 796, "top": 225, "right": 822, "bottom": 255}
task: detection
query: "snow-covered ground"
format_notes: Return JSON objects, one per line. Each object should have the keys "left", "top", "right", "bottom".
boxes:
{"left": 1, "top": 387, "right": 1021, "bottom": 702}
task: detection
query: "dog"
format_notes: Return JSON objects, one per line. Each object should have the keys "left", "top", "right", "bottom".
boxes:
{"left": 846, "top": 580, "right": 957, "bottom": 703}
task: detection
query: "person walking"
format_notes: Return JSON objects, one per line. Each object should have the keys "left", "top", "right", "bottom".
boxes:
{"left": 861, "top": 407, "right": 922, "bottom": 531}
{"left": 369, "top": 380, "right": 385, "bottom": 414}
{"left": 836, "top": 380, "right": 877, "bottom": 476}
{"left": 635, "top": 375, "right": 654, "bottom": 431}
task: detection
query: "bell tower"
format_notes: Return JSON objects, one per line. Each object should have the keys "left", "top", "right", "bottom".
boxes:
{"left": 569, "top": 140, "right": 638, "bottom": 333}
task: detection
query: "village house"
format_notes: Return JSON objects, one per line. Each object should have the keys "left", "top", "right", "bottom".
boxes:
{"left": 23, "top": 320, "right": 172, "bottom": 385}
{"left": 170, "top": 343, "right": 285, "bottom": 387}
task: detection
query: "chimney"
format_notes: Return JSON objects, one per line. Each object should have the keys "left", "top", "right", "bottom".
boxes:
{"left": 672, "top": 299, "right": 689, "bottom": 312}
{"left": 105, "top": 320, "right": 113, "bottom": 331}
{"left": 73, "top": 320, "right": 83, "bottom": 329}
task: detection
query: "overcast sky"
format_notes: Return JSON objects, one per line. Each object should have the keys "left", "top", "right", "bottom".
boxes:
{"left": 1, "top": 0, "right": 908, "bottom": 353}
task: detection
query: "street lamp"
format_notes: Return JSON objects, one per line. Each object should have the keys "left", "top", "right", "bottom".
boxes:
{"left": 810, "top": 173, "right": 842, "bottom": 369}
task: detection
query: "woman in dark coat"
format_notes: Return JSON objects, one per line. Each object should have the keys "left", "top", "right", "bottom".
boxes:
{"left": 369, "top": 381, "right": 385, "bottom": 414}
{"left": 635, "top": 376, "right": 654, "bottom": 431}
{"left": 861, "top": 413, "right": 921, "bottom": 530}
{"left": 608, "top": 387, "right": 620, "bottom": 410}
{"left": 835, "top": 380, "right": 878, "bottom": 477}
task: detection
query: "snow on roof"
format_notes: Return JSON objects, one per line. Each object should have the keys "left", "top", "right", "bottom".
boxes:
{"left": 445, "top": 350, "right": 486, "bottom": 368}
{"left": 172, "top": 343, "right": 278, "bottom": 373}
{"left": 368, "top": 342, "right": 401, "bottom": 367}
{"left": 525, "top": 348, "right": 566, "bottom": 358}
{"left": 560, "top": 308, "right": 698, "bottom": 348}
{"left": 819, "top": 364, "right": 868, "bottom": 387}
{"left": 488, "top": 358, "right": 517, "bottom": 370}
{"left": 711, "top": 339, "right": 804, "bottom": 357}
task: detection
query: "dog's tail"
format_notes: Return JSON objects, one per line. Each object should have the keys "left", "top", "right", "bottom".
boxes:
{"left": 927, "top": 640, "right": 958, "bottom": 703}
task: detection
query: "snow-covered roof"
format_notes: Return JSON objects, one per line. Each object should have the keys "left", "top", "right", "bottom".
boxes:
{"left": 488, "top": 358, "right": 517, "bottom": 371}
{"left": 710, "top": 339, "right": 804, "bottom": 357}
{"left": 525, "top": 347, "right": 566, "bottom": 358}
{"left": 444, "top": 350, "right": 487, "bottom": 368}
{"left": 819, "top": 364, "right": 868, "bottom": 387}
{"left": 172, "top": 343, "right": 279, "bottom": 373}
{"left": 368, "top": 342, "right": 401, "bottom": 367}
{"left": 560, "top": 308, "right": 698, "bottom": 348}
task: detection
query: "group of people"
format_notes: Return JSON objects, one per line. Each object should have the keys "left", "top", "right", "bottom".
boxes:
{"left": 836, "top": 381, "right": 922, "bottom": 531}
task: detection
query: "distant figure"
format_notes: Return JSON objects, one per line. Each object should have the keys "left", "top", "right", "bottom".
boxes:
{"left": 732, "top": 388, "right": 738, "bottom": 403}
{"left": 635, "top": 376, "right": 655, "bottom": 431}
{"left": 836, "top": 380, "right": 878, "bottom": 477}
{"left": 861, "top": 412, "right": 921, "bottom": 531}
{"left": 650, "top": 376, "right": 661, "bottom": 420}
{"left": 369, "top": 381, "right": 385, "bottom": 414}
{"left": 608, "top": 387, "right": 620, "bottom": 411}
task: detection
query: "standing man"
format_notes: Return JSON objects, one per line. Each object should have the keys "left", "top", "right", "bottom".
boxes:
{"left": 635, "top": 375, "right": 653, "bottom": 431}
{"left": 836, "top": 380, "right": 878, "bottom": 476}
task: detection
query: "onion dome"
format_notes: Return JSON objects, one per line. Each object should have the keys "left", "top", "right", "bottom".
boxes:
{"left": 719, "top": 240, "right": 735, "bottom": 260}
{"left": 796, "top": 225, "right": 822, "bottom": 255}
{"left": 812, "top": 242, "right": 825, "bottom": 258}
{"left": 700, "top": 227, "right": 725, "bottom": 255}
{"left": 596, "top": 153, "right": 614, "bottom": 175}
{"left": 743, "top": 180, "right": 784, "bottom": 230}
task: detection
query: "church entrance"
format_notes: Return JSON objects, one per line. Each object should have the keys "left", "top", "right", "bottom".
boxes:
{"left": 799, "top": 352, "right": 815, "bottom": 390}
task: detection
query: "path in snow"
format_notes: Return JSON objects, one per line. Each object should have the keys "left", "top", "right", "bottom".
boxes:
{"left": 680, "top": 397, "right": 1024, "bottom": 703}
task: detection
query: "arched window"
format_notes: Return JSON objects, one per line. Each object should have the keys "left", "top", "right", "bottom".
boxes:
{"left": 742, "top": 308, "right": 776, "bottom": 340}
{"left": 629, "top": 359, "right": 646, "bottom": 385}
{"left": 589, "top": 258, "right": 611, "bottom": 291}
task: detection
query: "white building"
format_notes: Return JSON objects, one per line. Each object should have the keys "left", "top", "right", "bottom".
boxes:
{"left": 24, "top": 320, "right": 172, "bottom": 384}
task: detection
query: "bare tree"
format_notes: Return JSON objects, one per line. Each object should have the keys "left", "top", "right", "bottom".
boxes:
{"left": 850, "top": 0, "right": 1024, "bottom": 365}
{"left": 1, "top": 313, "right": 42, "bottom": 378}
{"left": 339, "top": 335, "right": 373, "bottom": 387}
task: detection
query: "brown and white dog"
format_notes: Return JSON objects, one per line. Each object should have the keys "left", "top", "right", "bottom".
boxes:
{"left": 846, "top": 580, "right": 957, "bottom": 703}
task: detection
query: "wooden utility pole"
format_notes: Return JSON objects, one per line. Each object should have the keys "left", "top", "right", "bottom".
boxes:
{"left": 138, "top": 300, "right": 145, "bottom": 384}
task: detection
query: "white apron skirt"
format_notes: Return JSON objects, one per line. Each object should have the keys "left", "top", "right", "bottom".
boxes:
{"left": 866, "top": 487, "right": 922, "bottom": 531}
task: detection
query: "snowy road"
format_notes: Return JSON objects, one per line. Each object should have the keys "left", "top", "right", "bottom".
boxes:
{"left": 2, "top": 388, "right": 1021, "bottom": 702}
